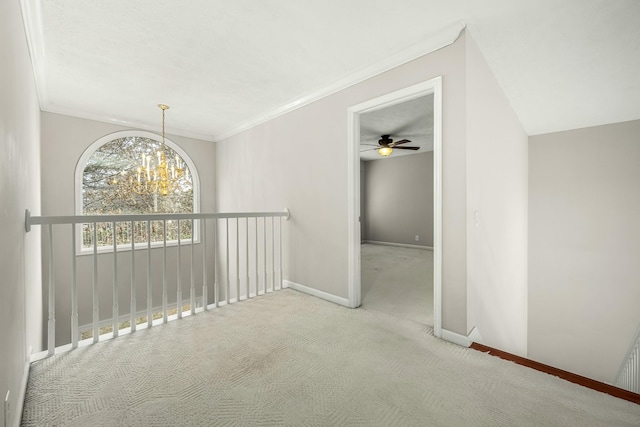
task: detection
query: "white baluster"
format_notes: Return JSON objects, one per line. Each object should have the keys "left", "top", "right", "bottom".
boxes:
{"left": 246, "top": 217, "right": 250, "bottom": 298}
{"left": 279, "top": 216, "right": 283, "bottom": 291}
{"left": 71, "top": 224, "right": 78, "bottom": 349}
{"left": 146, "top": 221, "right": 152, "bottom": 328}
{"left": 93, "top": 223, "right": 99, "bottom": 343}
{"left": 226, "top": 218, "right": 230, "bottom": 304}
{"left": 255, "top": 217, "right": 259, "bottom": 296}
{"left": 271, "top": 217, "right": 275, "bottom": 292}
{"left": 202, "top": 219, "right": 208, "bottom": 311}
{"left": 112, "top": 221, "right": 119, "bottom": 338}
{"left": 214, "top": 218, "right": 219, "bottom": 308}
{"left": 236, "top": 218, "right": 240, "bottom": 301}
{"left": 130, "top": 221, "right": 136, "bottom": 333}
{"left": 191, "top": 219, "right": 195, "bottom": 315}
{"left": 263, "top": 217, "right": 267, "bottom": 292}
{"left": 163, "top": 220, "right": 168, "bottom": 323}
{"left": 177, "top": 220, "right": 182, "bottom": 319}
{"left": 633, "top": 342, "right": 640, "bottom": 393}
{"left": 47, "top": 224, "right": 55, "bottom": 356}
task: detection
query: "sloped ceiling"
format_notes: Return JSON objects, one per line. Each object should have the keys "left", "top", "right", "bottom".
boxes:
{"left": 22, "top": 0, "right": 640, "bottom": 141}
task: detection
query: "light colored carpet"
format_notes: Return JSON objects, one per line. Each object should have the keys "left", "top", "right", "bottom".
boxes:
{"left": 361, "top": 243, "right": 433, "bottom": 324}
{"left": 22, "top": 289, "right": 640, "bottom": 426}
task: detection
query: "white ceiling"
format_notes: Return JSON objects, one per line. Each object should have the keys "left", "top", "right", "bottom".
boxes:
{"left": 360, "top": 95, "right": 433, "bottom": 161}
{"left": 23, "top": 0, "right": 640, "bottom": 141}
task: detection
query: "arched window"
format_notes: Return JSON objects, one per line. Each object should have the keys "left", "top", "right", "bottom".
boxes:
{"left": 75, "top": 130, "right": 200, "bottom": 252}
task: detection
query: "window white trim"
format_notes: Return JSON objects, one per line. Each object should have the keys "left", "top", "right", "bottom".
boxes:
{"left": 75, "top": 130, "right": 201, "bottom": 254}
{"left": 76, "top": 238, "right": 199, "bottom": 257}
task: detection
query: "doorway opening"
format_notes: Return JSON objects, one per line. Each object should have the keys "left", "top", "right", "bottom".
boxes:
{"left": 347, "top": 77, "right": 443, "bottom": 337}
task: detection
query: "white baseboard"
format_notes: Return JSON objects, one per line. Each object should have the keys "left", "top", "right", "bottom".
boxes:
{"left": 282, "top": 280, "right": 351, "bottom": 307}
{"left": 467, "top": 326, "right": 484, "bottom": 345}
{"left": 362, "top": 240, "right": 433, "bottom": 250}
{"left": 440, "top": 328, "right": 471, "bottom": 347}
{"left": 14, "top": 350, "right": 30, "bottom": 427}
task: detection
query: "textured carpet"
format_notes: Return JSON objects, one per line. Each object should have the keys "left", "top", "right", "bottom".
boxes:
{"left": 22, "top": 289, "right": 640, "bottom": 426}
{"left": 361, "top": 243, "right": 433, "bottom": 324}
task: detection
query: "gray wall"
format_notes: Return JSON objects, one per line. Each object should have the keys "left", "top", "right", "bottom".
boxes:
{"left": 361, "top": 152, "right": 434, "bottom": 247}
{"left": 465, "top": 35, "right": 529, "bottom": 356}
{"left": 40, "top": 112, "right": 217, "bottom": 346}
{"left": 215, "top": 31, "right": 529, "bottom": 345}
{"left": 528, "top": 119, "right": 640, "bottom": 383}
{"left": 0, "top": 1, "right": 43, "bottom": 425}
{"left": 215, "top": 32, "right": 469, "bottom": 334}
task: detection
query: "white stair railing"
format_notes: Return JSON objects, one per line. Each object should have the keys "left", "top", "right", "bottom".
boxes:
{"left": 25, "top": 209, "right": 289, "bottom": 361}
{"left": 615, "top": 324, "right": 640, "bottom": 394}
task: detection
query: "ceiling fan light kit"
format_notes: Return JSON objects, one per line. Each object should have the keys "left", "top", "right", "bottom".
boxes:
{"left": 372, "top": 135, "right": 419, "bottom": 157}
{"left": 378, "top": 146, "right": 393, "bottom": 156}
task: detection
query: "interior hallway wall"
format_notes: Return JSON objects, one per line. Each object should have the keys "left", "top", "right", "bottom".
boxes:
{"left": 465, "top": 35, "right": 529, "bottom": 357}
{"left": 215, "top": 33, "right": 469, "bottom": 335}
{"left": 362, "top": 152, "right": 434, "bottom": 247}
{"left": 528, "top": 119, "right": 640, "bottom": 383}
{"left": 0, "top": 1, "right": 42, "bottom": 425}
{"left": 360, "top": 160, "right": 366, "bottom": 239}
{"left": 40, "top": 112, "right": 216, "bottom": 346}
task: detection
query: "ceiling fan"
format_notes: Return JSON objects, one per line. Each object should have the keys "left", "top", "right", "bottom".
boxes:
{"left": 362, "top": 135, "right": 420, "bottom": 157}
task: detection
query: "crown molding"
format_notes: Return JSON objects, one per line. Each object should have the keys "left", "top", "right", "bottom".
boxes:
{"left": 21, "top": 2, "right": 463, "bottom": 144}
{"left": 20, "top": 0, "right": 214, "bottom": 142}
{"left": 42, "top": 103, "right": 216, "bottom": 142}
{"left": 213, "top": 20, "right": 465, "bottom": 141}
{"left": 20, "top": 0, "right": 48, "bottom": 110}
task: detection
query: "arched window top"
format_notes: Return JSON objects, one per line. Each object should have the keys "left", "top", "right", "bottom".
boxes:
{"left": 76, "top": 130, "right": 200, "bottom": 215}
{"left": 75, "top": 130, "right": 200, "bottom": 250}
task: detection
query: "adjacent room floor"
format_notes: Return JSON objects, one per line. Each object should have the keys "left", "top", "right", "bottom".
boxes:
{"left": 361, "top": 243, "right": 433, "bottom": 325}
{"left": 21, "top": 289, "right": 640, "bottom": 426}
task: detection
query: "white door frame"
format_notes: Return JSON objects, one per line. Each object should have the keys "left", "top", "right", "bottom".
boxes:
{"left": 347, "top": 76, "right": 443, "bottom": 338}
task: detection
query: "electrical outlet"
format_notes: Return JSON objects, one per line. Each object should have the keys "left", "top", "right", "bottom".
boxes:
{"left": 4, "top": 390, "right": 10, "bottom": 427}
{"left": 415, "top": 235, "right": 419, "bottom": 242}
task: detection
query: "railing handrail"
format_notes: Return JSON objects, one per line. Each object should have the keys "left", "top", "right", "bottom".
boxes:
{"left": 25, "top": 208, "right": 290, "bottom": 231}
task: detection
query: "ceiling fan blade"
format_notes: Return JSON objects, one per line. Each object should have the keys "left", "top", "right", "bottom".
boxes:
{"left": 359, "top": 147, "right": 379, "bottom": 153}
{"left": 389, "top": 139, "right": 411, "bottom": 147}
{"left": 394, "top": 146, "right": 420, "bottom": 150}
